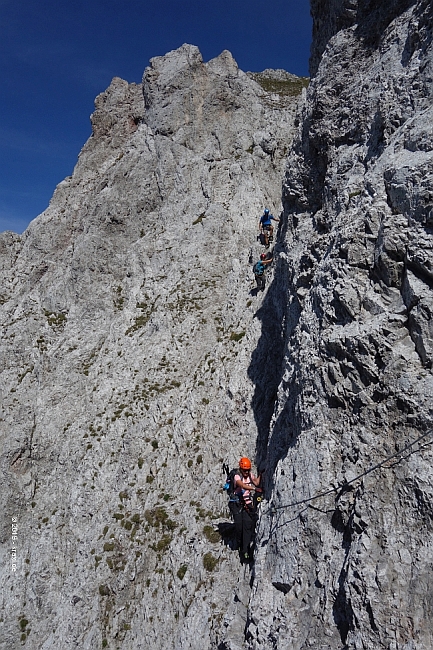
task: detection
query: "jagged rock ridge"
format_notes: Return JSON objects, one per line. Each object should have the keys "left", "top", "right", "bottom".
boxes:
{"left": 0, "top": 45, "right": 302, "bottom": 649}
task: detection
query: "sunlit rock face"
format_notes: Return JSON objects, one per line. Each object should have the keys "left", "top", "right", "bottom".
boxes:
{"left": 3, "top": 1, "right": 433, "bottom": 646}
{"left": 0, "top": 45, "right": 302, "bottom": 649}
{"left": 248, "top": 1, "right": 433, "bottom": 649}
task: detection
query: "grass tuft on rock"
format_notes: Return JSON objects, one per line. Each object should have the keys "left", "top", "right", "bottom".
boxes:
{"left": 203, "top": 525, "right": 221, "bottom": 544}
{"left": 203, "top": 552, "right": 219, "bottom": 572}
{"left": 177, "top": 564, "right": 188, "bottom": 580}
{"left": 249, "top": 73, "right": 309, "bottom": 96}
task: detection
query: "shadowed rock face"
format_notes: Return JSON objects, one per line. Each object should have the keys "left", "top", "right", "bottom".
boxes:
{"left": 249, "top": 1, "right": 433, "bottom": 648}
{"left": 0, "top": 45, "right": 302, "bottom": 649}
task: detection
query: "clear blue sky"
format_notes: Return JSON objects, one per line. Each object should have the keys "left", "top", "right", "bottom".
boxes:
{"left": 0, "top": 0, "right": 312, "bottom": 234}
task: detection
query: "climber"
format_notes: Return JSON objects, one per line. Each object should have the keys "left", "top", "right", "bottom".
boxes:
{"left": 253, "top": 252, "right": 273, "bottom": 291}
{"left": 258, "top": 208, "right": 280, "bottom": 247}
{"left": 229, "top": 457, "right": 262, "bottom": 562}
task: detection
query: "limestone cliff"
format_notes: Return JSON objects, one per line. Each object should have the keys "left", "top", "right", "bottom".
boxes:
{"left": 0, "top": 45, "right": 302, "bottom": 649}
{"left": 2, "top": 0, "right": 433, "bottom": 647}
{"left": 249, "top": 1, "right": 433, "bottom": 648}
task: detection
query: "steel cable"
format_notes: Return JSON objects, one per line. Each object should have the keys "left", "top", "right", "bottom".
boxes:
{"left": 266, "top": 427, "right": 433, "bottom": 515}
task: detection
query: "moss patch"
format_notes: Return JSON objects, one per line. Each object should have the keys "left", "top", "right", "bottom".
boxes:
{"left": 177, "top": 564, "right": 188, "bottom": 580}
{"left": 203, "top": 552, "right": 219, "bottom": 572}
{"left": 249, "top": 73, "right": 309, "bottom": 96}
{"left": 203, "top": 525, "right": 221, "bottom": 544}
{"left": 230, "top": 331, "right": 245, "bottom": 342}
{"left": 44, "top": 310, "right": 67, "bottom": 329}
{"left": 125, "top": 298, "right": 156, "bottom": 335}
{"left": 192, "top": 212, "right": 206, "bottom": 225}
{"left": 144, "top": 507, "right": 177, "bottom": 531}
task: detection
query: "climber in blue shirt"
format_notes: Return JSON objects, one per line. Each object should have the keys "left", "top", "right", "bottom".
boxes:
{"left": 253, "top": 251, "right": 273, "bottom": 291}
{"left": 258, "top": 208, "right": 279, "bottom": 246}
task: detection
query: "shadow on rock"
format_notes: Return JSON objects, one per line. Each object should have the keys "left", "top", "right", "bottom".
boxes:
{"left": 247, "top": 211, "right": 302, "bottom": 484}
{"left": 217, "top": 521, "right": 237, "bottom": 550}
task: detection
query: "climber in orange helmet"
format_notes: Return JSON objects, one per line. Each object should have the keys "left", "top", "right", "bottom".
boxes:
{"left": 230, "top": 457, "right": 262, "bottom": 562}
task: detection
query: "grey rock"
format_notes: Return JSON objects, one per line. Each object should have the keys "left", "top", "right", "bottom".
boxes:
{"left": 2, "top": 0, "right": 433, "bottom": 646}
{"left": 250, "top": 0, "right": 433, "bottom": 648}
{"left": 0, "top": 45, "right": 301, "bottom": 650}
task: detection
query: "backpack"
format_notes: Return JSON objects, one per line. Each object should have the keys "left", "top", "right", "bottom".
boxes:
{"left": 223, "top": 466, "right": 238, "bottom": 497}
{"left": 253, "top": 261, "right": 265, "bottom": 276}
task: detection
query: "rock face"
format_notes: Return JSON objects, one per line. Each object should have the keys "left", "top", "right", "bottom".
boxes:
{"left": 248, "top": 1, "right": 433, "bottom": 648}
{"left": 0, "top": 45, "right": 302, "bottom": 649}
{"left": 2, "top": 0, "right": 433, "bottom": 646}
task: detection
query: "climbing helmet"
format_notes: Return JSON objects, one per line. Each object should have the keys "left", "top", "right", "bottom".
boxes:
{"left": 239, "top": 457, "right": 252, "bottom": 470}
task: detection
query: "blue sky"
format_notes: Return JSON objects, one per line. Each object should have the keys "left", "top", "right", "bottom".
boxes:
{"left": 0, "top": 0, "right": 312, "bottom": 234}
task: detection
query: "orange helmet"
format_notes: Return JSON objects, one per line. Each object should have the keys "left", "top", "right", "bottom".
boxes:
{"left": 239, "top": 457, "right": 251, "bottom": 470}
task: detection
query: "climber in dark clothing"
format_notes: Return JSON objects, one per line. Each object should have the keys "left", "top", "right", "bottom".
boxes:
{"left": 229, "top": 457, "right": 261, "bottom": 561}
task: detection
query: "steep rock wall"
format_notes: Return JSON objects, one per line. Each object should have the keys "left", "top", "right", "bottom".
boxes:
{"left": 0, "top": 46, "right": 302, "bottom": 649}
{"left": 3, "top": 1, "right": 433, "bottom": 647}
{"left": 249, "top": 1, "right": 433, "bottom": 649}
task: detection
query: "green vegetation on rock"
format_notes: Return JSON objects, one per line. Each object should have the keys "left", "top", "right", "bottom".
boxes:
{"left": 203, "top": 552, "right": 219, "bottom": 572}
{"left": 249, "top": 73, "right": 309, "bottom": 96}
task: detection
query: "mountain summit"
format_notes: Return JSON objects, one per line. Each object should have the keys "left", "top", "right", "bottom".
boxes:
{"left": 1, "top": 44, "right": 303, "bottom": 649}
